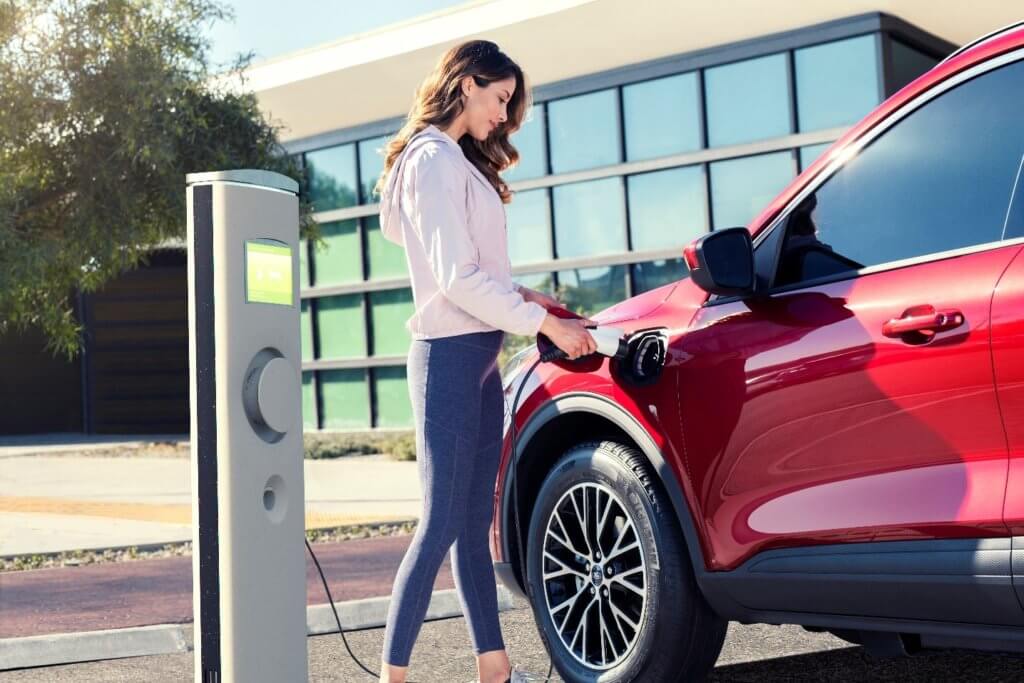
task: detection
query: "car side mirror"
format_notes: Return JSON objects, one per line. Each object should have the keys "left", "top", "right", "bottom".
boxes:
{"left": 683, "top": 227, "right": 755, "bottom": 298}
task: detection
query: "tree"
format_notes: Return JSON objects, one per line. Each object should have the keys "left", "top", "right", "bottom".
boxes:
{"left": 0, "top": 0, "right": 317, "bottom": 357}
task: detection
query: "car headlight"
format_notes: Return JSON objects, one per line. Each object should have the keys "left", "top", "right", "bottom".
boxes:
{"left": 500, "top": 343, "right": 537, "bottom": 391}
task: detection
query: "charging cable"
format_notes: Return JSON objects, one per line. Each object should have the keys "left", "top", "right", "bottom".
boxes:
{"left": 305, "top": 537, "right": 395, "bottom": 680}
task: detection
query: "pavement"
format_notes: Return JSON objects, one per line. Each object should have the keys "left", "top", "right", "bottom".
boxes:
{"left": 5, "top": 435, "right": 1024, "bottom": 679}
{"left": 0, "top": 435, "right": 421, "bottom": 556}
{"left": 6, "top": 596, "right": 1024, "bottom": 681}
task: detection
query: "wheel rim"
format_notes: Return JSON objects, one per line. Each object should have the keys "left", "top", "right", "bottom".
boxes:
{"left": 539, "top": 481, "right": 647, "bottom": 670}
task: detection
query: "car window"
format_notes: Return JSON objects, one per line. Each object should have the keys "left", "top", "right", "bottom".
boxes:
{"left": 766, "top": 57, "right": 1024, "bottom": 291}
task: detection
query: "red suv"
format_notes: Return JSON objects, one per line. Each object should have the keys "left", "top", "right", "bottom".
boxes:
{"left": 491, "top": 23, "right": 1024, "bottom": 682}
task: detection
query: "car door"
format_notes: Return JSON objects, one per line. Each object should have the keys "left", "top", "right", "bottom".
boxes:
{"left": 990, "top": 168, "right": 1024, "bottom": 554}
{"left": 665, "top": 53, "right": 1024, "bottom": 623}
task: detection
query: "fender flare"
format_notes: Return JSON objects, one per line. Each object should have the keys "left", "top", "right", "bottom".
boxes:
{"left": 502, "top": 391, "right": 710, "bottom": 581}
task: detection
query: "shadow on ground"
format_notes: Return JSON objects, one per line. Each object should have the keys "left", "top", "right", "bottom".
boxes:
{"left": 710, "top": 645, "right": 1024, "bottom": 682}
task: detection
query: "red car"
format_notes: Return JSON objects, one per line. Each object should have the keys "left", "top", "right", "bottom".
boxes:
{"left": 491, "top": 22, "right": 1024, "bottom": 682}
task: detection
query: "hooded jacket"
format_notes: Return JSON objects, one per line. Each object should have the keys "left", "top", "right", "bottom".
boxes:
{"left": 378, "top": 124, "right": 548, "bottom": 340}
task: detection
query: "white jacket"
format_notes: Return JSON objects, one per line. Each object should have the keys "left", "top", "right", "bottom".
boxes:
{"left": 378, "top": 124, "right": 548, "bottom": 340}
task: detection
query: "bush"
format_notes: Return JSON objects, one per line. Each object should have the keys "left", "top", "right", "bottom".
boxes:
{"left": 383, "top": 433, "right": 417, "bottom": 461}
{"left": 303, "top": 431, "right": 416, "bottom": 461}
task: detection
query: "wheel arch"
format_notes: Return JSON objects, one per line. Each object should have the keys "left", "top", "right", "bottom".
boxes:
{"left": 501, "top": 392, "right": 709, "bottom": 592}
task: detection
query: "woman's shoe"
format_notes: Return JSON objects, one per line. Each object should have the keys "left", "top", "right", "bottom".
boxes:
{"left": 469, "top": 662, "right": 548, "bottom": 683}
{"left": 505, "top": 663, "right": 548, "bottom": 682}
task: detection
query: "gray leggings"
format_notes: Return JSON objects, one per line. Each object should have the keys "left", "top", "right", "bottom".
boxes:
{"left": 382, "top": 330, "right": 507, "bottom": 667}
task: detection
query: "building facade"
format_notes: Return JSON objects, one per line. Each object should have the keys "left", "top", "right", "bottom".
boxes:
{"left": 12, "top": 1, "right": 1023, "bottom": 435}
{"left": 285, "top": 12, "right": 951, "bottom": 432}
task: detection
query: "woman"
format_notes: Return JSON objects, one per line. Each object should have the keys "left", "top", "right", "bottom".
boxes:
{"left": 373, "top": 39, "right": 597, "bottom": 683}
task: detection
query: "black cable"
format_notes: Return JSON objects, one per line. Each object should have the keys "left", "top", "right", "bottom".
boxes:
{"left": 305, "top": 537, "right": 419, "bottom": 681}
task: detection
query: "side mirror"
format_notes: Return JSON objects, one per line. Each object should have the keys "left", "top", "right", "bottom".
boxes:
{"left": 683, "top": 227, "right": 755, "bottom": 297}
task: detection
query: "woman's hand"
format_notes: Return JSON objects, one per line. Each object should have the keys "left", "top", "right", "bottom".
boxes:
{"left": 518, "top": 285, "right": 598, "bottom": 359}
{"left": 539, "top": 314, "right": 598, "bottom": 360}
{"left": 519, "top": 285, "right": 562, "bottom": 311}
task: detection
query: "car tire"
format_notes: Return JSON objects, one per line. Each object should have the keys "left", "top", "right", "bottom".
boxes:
{"left": 525, "top": 440, "right": 727, "bottom": 682}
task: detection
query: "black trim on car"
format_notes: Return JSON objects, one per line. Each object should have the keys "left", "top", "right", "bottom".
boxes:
{"left": 700, "top": 537, "right": 1024, "bottom": 630}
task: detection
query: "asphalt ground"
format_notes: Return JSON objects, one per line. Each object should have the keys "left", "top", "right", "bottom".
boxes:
{"left": 3, "top": 594, "right": 1024, "bottom": 681}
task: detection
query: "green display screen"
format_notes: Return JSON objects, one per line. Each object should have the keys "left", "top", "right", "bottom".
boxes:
{"left": 246, "top": 240, "right": 293, "bottom": 306}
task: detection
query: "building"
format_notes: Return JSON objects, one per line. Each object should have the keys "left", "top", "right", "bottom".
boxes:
{"left": 5, "top": 0, "right": 1019, "bottom": 435}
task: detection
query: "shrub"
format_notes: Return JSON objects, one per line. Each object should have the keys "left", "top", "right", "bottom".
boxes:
{"left": 303, "top": 431, "right": 416, "bottom": 461}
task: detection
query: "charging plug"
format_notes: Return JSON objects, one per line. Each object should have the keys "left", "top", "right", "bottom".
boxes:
{"left": 538, "top": 325, "right": 628, "bottom": 362}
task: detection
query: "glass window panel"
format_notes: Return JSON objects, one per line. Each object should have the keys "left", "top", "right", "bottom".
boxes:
{"left": 365, "top": 215, "right": 407, "bottom": 280}
{"left": 799, "top": 143, "right": 833, "bottom": 171}
{"left": 358, "top": 135, "right": 389, "bottom": 204}
{"left": 548, "top": 89, "right": 621, "bottom": 174}
{"left": 316, "top": 294, "right": 366, "bottom": 359}
{"left": 628, "top": 166, "right": 707, "bottom": 251}
{"left": 507, "top": 188, "right": 552, "bottom": 266}
{"left": 515, "top": 272, "right": 555, "bottom": 294}
{"left": 302, "top": 372, "right": 317, "bottom": 430}
{"left": 632, "top": 258, "right": 689, "bottom": 293}
{"left": 706, "top": 54, "right": 791, "bottom": 147}
{"left": 320, "top": 369, "right": 369, "bottom": 429}
{"left": 504, "top": 105, "right": 547, "bottom": 181}
{"left": 623, "top": 72, "right": 701, "bottom": 161}
{"left": 796, "top": 35, "right": 880, "bottom": 132}
{"left": 300, "top": 299, "right": 314, "bottom": 362}
{"left": 312, "top": 219, "right": 362, "bottom": 285}
{"left": 553, "top": 178, "right": 627, "bottom": 259}
{"left": 374, "top": 367, "right": 412, "bottom": 428}
{"left": 299, "top": 238, "right": 310, "bottom": 287}
{"left": 770, "top": 59, "right": 1024, "bottom": 289}
{"left": 305, "top": 144, "right": 358, "bottom": 212}
{"left": 890, "top": 39, "right": 940, "bottom": 94}
{"left": 369, "top": 288, "right": 414, "bottom": 357}
{"left": 710, "top": 152, "right": 795, "bottom": 229}
{"left": 557, "top": 265, "right": 628, "bottom": 316}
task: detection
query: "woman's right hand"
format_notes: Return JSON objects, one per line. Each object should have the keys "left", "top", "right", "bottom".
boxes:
{"left": 539, "top": 314, "right": 598, "bottom": 360}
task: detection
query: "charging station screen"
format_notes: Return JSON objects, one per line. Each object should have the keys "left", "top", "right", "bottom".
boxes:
{"left": 245, "top": 240, "right": 293, "bottom": 306}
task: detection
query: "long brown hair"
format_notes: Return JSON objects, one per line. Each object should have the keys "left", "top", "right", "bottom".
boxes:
{"left": 373, "top": 40, "right": 531, "bottom": 204}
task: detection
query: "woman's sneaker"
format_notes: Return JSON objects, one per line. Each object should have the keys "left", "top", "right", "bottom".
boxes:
{"left": 506, "top": 663, "right": 548, "bottom": 682}
{"left": 469, "top": 662, "right": 548, "bottom": 683}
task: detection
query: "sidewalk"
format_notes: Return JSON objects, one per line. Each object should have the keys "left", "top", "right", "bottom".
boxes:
{"left": 0, "top": 436, "right": 422, "bottom": 556}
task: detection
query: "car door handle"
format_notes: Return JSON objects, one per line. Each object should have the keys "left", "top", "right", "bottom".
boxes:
{"left": 882, "top": 306, "right": 965, "bottom": 339}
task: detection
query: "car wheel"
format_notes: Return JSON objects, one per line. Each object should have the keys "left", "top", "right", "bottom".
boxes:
{"left": 525, "top": 440, "right": 727, "bottom": 682}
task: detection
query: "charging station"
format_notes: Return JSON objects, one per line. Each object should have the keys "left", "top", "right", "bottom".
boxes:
{"left": 187, "top": 170, "right": 307, "bottom": 683}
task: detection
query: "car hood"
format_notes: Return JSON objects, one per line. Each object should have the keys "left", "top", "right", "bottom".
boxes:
{"left": 589, "top": 279, "right": 682, "bottom": 327}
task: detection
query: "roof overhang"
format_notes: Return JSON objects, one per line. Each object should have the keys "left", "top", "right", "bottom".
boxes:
{"left": 242, "top": 0, "right": 1023, "bottom": 145}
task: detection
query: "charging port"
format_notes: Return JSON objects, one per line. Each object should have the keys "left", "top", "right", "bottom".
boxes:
{"left": 616, "top": 329, "right": 668, "bottom": 387}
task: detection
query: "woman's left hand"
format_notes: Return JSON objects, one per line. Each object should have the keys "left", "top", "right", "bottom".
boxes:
{"left": 520, "top": 285, "right": 562, "bottom": 311}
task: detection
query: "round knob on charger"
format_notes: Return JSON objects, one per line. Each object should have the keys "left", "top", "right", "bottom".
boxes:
{"left": 242, "top": 351, "right": 298, "bottom": 441}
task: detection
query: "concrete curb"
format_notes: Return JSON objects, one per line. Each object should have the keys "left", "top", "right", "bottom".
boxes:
{"left": 0, "top": 586, "right": 517, "bottom": 671}
{"left": 0, "top": 624, "right": 189, "bottom": 671}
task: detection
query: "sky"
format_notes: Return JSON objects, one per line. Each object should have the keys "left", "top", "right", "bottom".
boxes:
{"left": 206, "top": 0, "right": 470, "bottom": 68}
